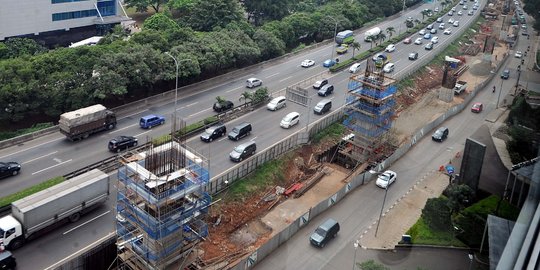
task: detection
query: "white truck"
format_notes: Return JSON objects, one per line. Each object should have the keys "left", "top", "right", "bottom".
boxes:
{"left": 0, "top": 169, "right": 110, "bottom": 250}
{"left": 364, "top": 27, "right": 381, "bottom": 42}
{"left": 453, "top": 80, "right": 468, "bottom": 95}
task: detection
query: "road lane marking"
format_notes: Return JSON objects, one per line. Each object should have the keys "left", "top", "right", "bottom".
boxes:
{"left": 279, "top": 76, "right": 293, "bottom": 82}
{"left": 266, "top": 72, "right": 280, "bottom": 78}
{"left": 63, "top": 210, "right": 111, "bottom": 235}
{"left": 22, "top": 151, "right": 58, "bottom": 164}
{"left": 109, "top": 123, "right": 138, "bottom": 134}
{"left": 226, "top": 86, "right": 242, "bottom": 93}
{"left": 135, "top": 130, "right": 152, "bottom": 137}
{"left": 185, "top": 101, "right": 199, "bottom": 107}
{"left": 188, "top": 108, "right": 212, "bottom": 118}
{"left": 32, "top": 159, "right": 72, "bottom": 175}
{"left": 122, "top": 109, "right": 148, "bottom": 119}
{"left": 0, "top": 137, "right": 64, "bottom": 159}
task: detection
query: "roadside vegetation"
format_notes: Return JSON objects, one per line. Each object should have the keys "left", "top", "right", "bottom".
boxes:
{"left": 506, "top": 95, "right": 540, "bottom": 163}
{"left": 0, "top": 176, "right": 64, "bottom": 208}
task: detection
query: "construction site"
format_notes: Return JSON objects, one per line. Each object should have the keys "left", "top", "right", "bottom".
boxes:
{"left": 115, "top": 120, "right": 211, "bottom": 270}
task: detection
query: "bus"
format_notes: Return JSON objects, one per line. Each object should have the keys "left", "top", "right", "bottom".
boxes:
{"left": 335, "top": 30, "right": 354, "bottom": 45}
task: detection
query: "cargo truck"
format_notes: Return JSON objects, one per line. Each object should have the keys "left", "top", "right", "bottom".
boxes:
{"left": 0, "top": 169, "right": 110, "bottom": 250}
{"left": 453, "top": 80, "right": 467, "bottom": 95}
{"left": 364, "top": 27, "right": 381, "bottom": 42}
{"left": 59, "top": 104, "right": 116, "bottom": 141}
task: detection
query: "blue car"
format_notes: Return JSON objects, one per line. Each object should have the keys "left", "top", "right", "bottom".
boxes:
{"left": 139, "top": 114, "right": 165, "bottom": 129}
{"left": 423, "top": 33, "right": 432, "bottom": 39}
{"left": 323, "top": 59, "right": 336, "bottom": 67}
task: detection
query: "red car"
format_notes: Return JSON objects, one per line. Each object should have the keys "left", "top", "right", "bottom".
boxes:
{"left": 403, "top": 37, "right": 412, "bottom": 44}
{"left": 471, "top": 102, "right": 483, "bottom": 113}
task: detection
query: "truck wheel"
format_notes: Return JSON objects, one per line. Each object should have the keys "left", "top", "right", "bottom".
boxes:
{"left": 107, "top": 123, "right": 116, "bottom": 130}
{"left": 69, "top": 212, "right": 81, "bottom": 222}
{"left": 9, "top": 238, "right": 24, "bottom": 250}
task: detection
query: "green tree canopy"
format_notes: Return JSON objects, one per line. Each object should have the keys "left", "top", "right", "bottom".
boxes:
{"left": 181, "top": 0, "right": 245, "bottom": 31}
{"left": 124, "top": 0, "right": 169, "bottom": 13}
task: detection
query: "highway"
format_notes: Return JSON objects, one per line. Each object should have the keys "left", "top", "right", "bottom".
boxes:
{"left": 1, "top": 0, "right": 491, "bottom": 269}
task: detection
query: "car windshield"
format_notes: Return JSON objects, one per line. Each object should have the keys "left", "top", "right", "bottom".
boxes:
{"left": 379, "top": 174, "right": 390, "bottom": 182}
{"left": 204, "top": 127, "right": 215, "bottom": 135}
{"left": 315, "top": 228, "right": 327, "bottom": 236}
{"left": 435, "top": 130, "right": 443, "bottom": 136}
{"left": 283, "top": 115, "right": 293, "bottom": 122}
{"left": 473, "top": 104, "right": 481, "bottom": 109}
{"left": 232, "top": 128, "right": 239, "bottom": 133}
{"left": 233, "top": 146, "right": 243, "bottom": 154}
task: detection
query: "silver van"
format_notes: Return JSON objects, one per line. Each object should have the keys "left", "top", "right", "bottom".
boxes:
{"left": 314, "top": 99, "right": 332, "bottom": 115}
{"left": 310, "top": 218, "right": 340, "bottom": 248}
{"left": 229, "top": 141, "right": 256, "bottom": 162}
{"left": 246, "top": 78, "right": 262, "bottom": 88}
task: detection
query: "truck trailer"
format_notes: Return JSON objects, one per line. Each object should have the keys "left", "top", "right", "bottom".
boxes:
{"left": 0, "top": 169, "right": 110, "bottom": 250}
{"left": 59, "top": 104, "right": 116, "bottom": 141}
{"left": 364, "top": 27, "right": 381, "bottom": 42}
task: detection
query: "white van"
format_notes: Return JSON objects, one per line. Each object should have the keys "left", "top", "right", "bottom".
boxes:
{"left": 383, "top": 63, "right": 395, "bottom": 73}
{"left": 246, "top": 78, "right": 262, "bottom": 88}
{"left": 349, "top": 63, "right": 362, "bottom": 73}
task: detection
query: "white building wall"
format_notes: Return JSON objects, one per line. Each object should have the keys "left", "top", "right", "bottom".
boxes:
{"left": 0, "top": 0, "right": 117, "bottom": 41}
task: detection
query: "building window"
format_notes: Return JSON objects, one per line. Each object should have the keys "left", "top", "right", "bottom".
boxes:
{"left": 52, "top": 0, "right": 88, "bottom": 3}
{"left": 52, "top": 9, "right": 98, "bottom": 21}
{"left": 97, "top": 1, "right": 116, "bottom": 16}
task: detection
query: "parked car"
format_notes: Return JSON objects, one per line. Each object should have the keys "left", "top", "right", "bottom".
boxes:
{"left": 323, "top": 59, "right": 336, "bottom": 67}
{"left": 0, "top": 161, "right": 21, "bottom": 179}
{"left": 200, "top": 123, "right": 226, "bottom": 142}
{"left": 444, "top": 29, "right": 452, "bottom": 35}
{"left": 501, "top": 69, "right": 510, "bottom": 79}
{"left": 139, "top": 114, "right": 165, "bottom": 129}
{"left": 318, "top": 84, "right": 334, "bottom": 97}
{"left": 267, "top": 96, "right": 287, "bottom": 111}
{"left": 228, "top": 122, "right": 252, "bottom": 141}
{"left": 457, "top": 10, "right": 463, "bottom": 16}
{"left": 229, "top": 141, "right": 257, "bottom": 162}
{"left": 425, "top": 42, "right": 434, "bottom": 50}
{"left": 403, "top": 37, "right": 412, "bottom": 44}
{"left": 430, "top": 28, "right": 438, "bottom": 34}
{"left": 310, "top": 218, "right": 340, "bottom": 248}
{"left": 246, "top": 78, "right": 262, "bottom": 88}
{"left": 448, "top": 11, "right": 454, "bottom": 16}
{"left": 414, "top": 38, "right": 423, "bottom": 45}
{"left": 419, "top": 29, "right": 426, "bottom": 35}
{"left": 383, "top": 63, "right": 395, "bottom": 73}
{"left": 301, "top": 59, "right": 315, "bottom": 67}
{"left": 385, "top": 44, "right": 396, "bottom": 52}
{"left": 349, "top": 63, "right": 362, "bottom": 73}
{"left": 448, "top": 18, "right": 455, "bottom": 24}
{"left": 439, "top": 23, "right": 445, "bottom": 29}
{"left": 432, "top": 127, "right": 449, "bottom": 142}
{"left": 453, "top": 21, "right": 460, "bottom": 27}
{"left": 463, "top": 4, "right": 468, "bottom": 9}
{"left": 436, "top": 17, "right": 443, "bottom": 23}
{"left": 213, "top": 100, "right": 234, "bottom": 112}
{"left": 0, "top": 251, "right": 17, "bottom": 270}
{"left": 471, "top": 102, "right": 483, "bottom": 113}
{"left": 375, "top": 170, "right": 397, "bottom": 188}
{"left": 313, "top": 79, "right": 329, "bottom": 89}
{"left": 108, "top": 136, "right": 138, "bottom": 152}
{"left": 408, "top": 52, "right": 419, "bottom": 60}
{"left": 468, "top": 10, "right": 474, "bottom": 15}
{"left": 431, "top": 36, "right": 439, "bottom": 44}
{"left": 515, "top": 51, "right": 523, "bottom": 58}
{"left": 280, "top": 112, "right": 300, "bottom": 129}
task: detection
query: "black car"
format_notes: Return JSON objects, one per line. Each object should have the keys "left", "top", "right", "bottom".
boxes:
{"left": 432, "top": 127, "right": 449, "bottom": 142}
{"left": 0, "top": 250, "right": 16, "bottom": 270}
{"left": 0, "top": 162, "right": 21, "bottom": 179}
{"left": 501, "top": 69, "right": 510, "bottom": 79}
{"left": 200, "top": 123, "right": 227, "bottom": 142}
{"left": 108, "top": 136, "right": 138, "bottom": 152}
{"left": 318, "top": 84, "right": 334, "bottom": 97}
{"left": 213, "top": 100, "right": 234, "bottom": 112}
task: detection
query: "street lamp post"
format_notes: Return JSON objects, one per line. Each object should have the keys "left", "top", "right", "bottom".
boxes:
{"left": 165, "top": 52, "right": 179, "bottom": 120}
{"left": 375, "top": 183, "right": 389, "bottom": 237}
{"left": 496, "top": 79, "right": 504, "bottom": 108}
{"left": 352, "top": 240, "right": 359, "bottom": 270}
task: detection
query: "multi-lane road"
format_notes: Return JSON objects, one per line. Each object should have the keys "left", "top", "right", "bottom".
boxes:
{"left": 1, "top": 0, "right": 506, "bottom": 269}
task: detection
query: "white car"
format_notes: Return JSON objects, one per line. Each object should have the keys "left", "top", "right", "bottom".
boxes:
{"left": 451, "top": 7, "right": 457, "bottom": 11}
{"left": 383, "top": 63, "right": 395, "bottom": 73}
{"left": 349, "top": 63, "right": 362, "bottom": 73}
{"left": 436, "top": 17, "right": 443, "bottom": 23}
{"left": 280, "top": 112, "right": 300, "bottom": 129}
{"left": 301, "top": 59, "right": 315, "bottom": 67}
{"left": 439, "top": 23, "right": 445, "bottom": 29}
{"left": 444, "top": 29, "right": 452, "bottom": 35}
{"left": 414, "top": 37, "right": 423, "bottom": 45}
{"left": 457, "top": 11, "right": 463, "bottom": 16}
{"left": 267, "top": 96, "right": 287, "bottom": 111}
{"left": 453, "top": 21, "right": 460, "bottom": 27}
{"left": 435, "top": 7, "right": 439, "bottom": 12}
{"left": 419, "top": 29, "right": 426, "bottom": 35}
{"left": 448, "top": 18, "right": 455, "bottom": 24}
{"left": 376, "top": 170, "right": 397, "bottom": 188}
{"left": 515, "top": 51, "right": 523, "bottom": 58}
{"left": 431, "top": 36, "right": 439, "bottom": 43}
{"left": 385, "top": 44, "right": 396, "bottom": 52}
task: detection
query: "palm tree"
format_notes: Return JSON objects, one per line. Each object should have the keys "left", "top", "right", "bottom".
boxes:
{"left": 367, "top": 35, "right": 376, "bottom": 49}
{"left": 414, "top": 19, "right": 421, "bottom": 27}
{"left": 421, "top": 10, "right": 429, "bottom": 21}
{"left": 350, "top": 41, "right": 361, "bottom": 58}
{"left": 386, "top": 26, "right": 395, "bottom": 38}
{"left": 378, "top": 33, "right": 387, "bottom": 45}
{"left": 239, "top": 91, "right": 253, "bottom": 105}
{"left": 216, "top": 96, "right": 226, "bottom": 105}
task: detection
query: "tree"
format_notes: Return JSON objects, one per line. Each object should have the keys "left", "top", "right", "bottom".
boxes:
{"left": 414, "top": 19, "right": 421, "bottom": 26}
{"left": 239, "top": 91, "right": 253, "bottom": 105}
{"left": 0, "top": 38, "right": 47, "bottom": 60}
{"left": 243, "top": 0, "right": 292, "bottom": 25}
{"left": 182, "top": 0, "right": 245, "bottom": 32}
{"left": 350, "top": 41, "right": 361, "bottom": 58}
{"left": 422, "top": 197, "right": 452, "bottom": 231}
{"left": 385, "top": 26, "right": 395, "bottom": 38}
{"left": 445, "top": 184, "right": 474, "bottom": 214}
{"left": 252, "top": 87, "right": 269, "bottom": 104}
{"left": 421, "top": 10, "right": 429, "bottom": 21}
{"left": 377, "top": 32, "right": 386, "bottom": 45}
{"left": 252, "top": 29, "right": 286, "bottom": 60}
{"left": 406, "top": 20, "right": 414, "bottom": 28}
{"left": 215, "top": 96, "right": 227, "bottom": 104}
{"left": 143, "top": 13, "right": 179, "bottom": 31}
{"left": 124, "top": 0, "right": 169, "bottom": 13}
{"left": 367, "top": 35, "right": 376, "bottom": 49}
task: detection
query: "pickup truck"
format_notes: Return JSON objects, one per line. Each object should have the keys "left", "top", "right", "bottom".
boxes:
{"left": 453, "top": 80, "right": 467, "bottom": 95}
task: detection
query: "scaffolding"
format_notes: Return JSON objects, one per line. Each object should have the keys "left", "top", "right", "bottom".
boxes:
{"left": 116, "top": 120, "right": 210, "bottom": 270}
{"left": 340, "top": 61, "right": 397, "bottom": 167}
